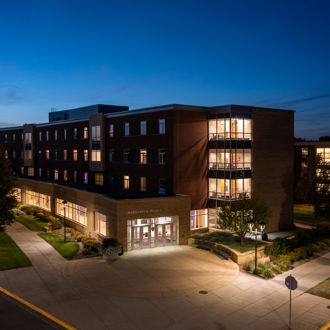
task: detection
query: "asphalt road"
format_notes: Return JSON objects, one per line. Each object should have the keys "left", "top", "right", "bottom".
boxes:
{"left": 0, "top": 291, "right": 64, "bottom": 330}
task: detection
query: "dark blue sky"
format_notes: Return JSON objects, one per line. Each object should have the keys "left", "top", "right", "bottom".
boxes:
{"left": 0, "top": 0, "right": 330, "bottom": 139}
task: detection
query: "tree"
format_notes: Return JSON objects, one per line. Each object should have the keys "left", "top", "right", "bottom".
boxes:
{"left": 0, "top": 152, "right": 17, "bottom": 231}
{"left": 217, "top": 195, "right": 271, "bottom": 246}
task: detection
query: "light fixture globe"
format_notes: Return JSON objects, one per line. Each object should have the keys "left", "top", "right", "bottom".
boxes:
{"left": 247, "top": 220, "right": 254, "bottom": 232}
{"left": 62, "top": 200, "right": 67, "bottom": 208}
{"left": 259, "top": 221, "right": 266, "bottom": 232}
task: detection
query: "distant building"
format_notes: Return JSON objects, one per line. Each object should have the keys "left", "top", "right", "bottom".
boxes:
{"left": 0, "top": 103, "right": 294, "bottom": 251}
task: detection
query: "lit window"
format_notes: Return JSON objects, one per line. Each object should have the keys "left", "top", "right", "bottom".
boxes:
{"left": 301, "top": 148, "right": 308, "bottom": 157}
{"left": 63, "top": 149, "right": 67, "bottom": 160}
{"left": 109, "top": 124, "right": 114, "bottom": 137}
{"left": 92, "top": 125, "right": 101, "bottom": 141}
{"left": 92, "top": 150, "right": 101, "bottom": 162}
{"left": 45, "top": 149, "right": 50, "bottom": 160}
{"left": 159, "top": 150, "right": 165, "bottom": 164}
{"left": 21, "top": 167, "right": 24, "bottom": 176}
{"left": 25, "top": 132, "right": 32, "bottom": 143}
{"left": 159, "top": 119, "right": 165, "bottom": 135}
{"left": 54, "top": 169, "right": 58, "bottom": 181}
{"left": 73, "top": 149, "right": 78, "bottom": 161}
{"left": 63, "top": 170, "right": 67, "bottom": 181}
{"left": 123, "top": 175, "right": 129, "bottom": 190}
{"left": 83, "top": 127, "right": 88, "bottom": 139}
{"left": 140, "top": 121, "right": 147, "bottom": 135}
{"left": 83, "top": 172, "right": 88, "bottom": 184}
{"left": 4, "top": 150, "right": 8, "bottom": 159}
{"left": 84, "top": 149, "right": 88, "bottom": 161}
{"left": 55, "top": 199, "right": 87, "bottom": 226}
{"left": 74, "top": 128, "right": 78, "bottom": 139}
{"left": 54, "top": 130, "right": 58, "bottom": 141}
{"left": 190, "top": 209, "right": 208, "bottom": 230}
{"left": 159, "top": 178, "right": 166, "bottom": 194}
{"left": 140, "top": 177, "right": 146, "bottom": 192}
{"left": 95, "top": 173, "right": 103, "bottom": 185}
{"left": 140, "top": 149, "right": 147, "bottom": 164}
{"left": 95, "top": 212, "right": 107, "bottom": 236}
{"left": 124, "top": 122, "right": 129, "bottom": 136}
{"left": 27, "top": 167, "right": 34, "bottom": 177}
{"left": 123, "top": 150, "right": 130, "bottom": 163}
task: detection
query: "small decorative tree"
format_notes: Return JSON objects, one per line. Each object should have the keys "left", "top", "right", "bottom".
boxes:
{"left": 0, "top": 153, "right": 17, "bottom": 231}
{"left": 217, "top": 194, "right": 271, "bottom": 246}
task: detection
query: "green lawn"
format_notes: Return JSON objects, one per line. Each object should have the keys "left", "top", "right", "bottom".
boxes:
{"left": 38, "top": 233, "right": 79, "bottom": 260}
{"left": 294, "top": 204, "right": 328, "bottom": 226}
{"left": 192, "top": 231, "right": 264, "bottom": 253}
{"left": 16, "top": 216, "right": 46, "bottom": 231}
{"left": 307, "top": 277, "right": 330, "bottom": 299}
{"left": 0, "top": 232, "right": 31, "bottom": 270}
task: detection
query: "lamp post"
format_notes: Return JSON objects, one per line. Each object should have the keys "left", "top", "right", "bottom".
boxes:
{"left": 62, "top": 200, "right": 67, "bottom": 242}
{"left": 248, "top": 221, "right": 266, "bottom": 274}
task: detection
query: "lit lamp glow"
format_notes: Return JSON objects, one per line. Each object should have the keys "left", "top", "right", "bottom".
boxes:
{"left": 248, "top": 220, "right": 266, "bottom": 274}
{"left": 62, "top": 200, "right": 67, "bottom": 242}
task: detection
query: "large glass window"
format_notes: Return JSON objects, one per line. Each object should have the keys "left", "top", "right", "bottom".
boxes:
{"left": 95, "top": 212, "right": 107, "bottom": 236}
{"left": 56, "top": 199, "right": 87, "bottom": 226}
{"left": 140, "top": 121, "right": 147, "bottom": 135}
{"left": 27, "top": 167, "right": 34, "bottom": 177}
{"left": 209, "top": 149, "right": 251, "bottom": 170}
{"left": 208, "top": 178, "right": 251, "bottom": 200}
{"left": 208, "top": 118, "right": 251, "bottom": 140}
{"left": 191, "top": 209, "right": 208, "bottom": 230}
{"left": 123, "top": 175, "right": 129, "bottom": 190}
{"left": 92, "top": 125, "right": 101, "bottom": 141}
{"left": 159, "top": 119, "right": 165, "bottom": 135}
{"left": 92, "top": 150, "right": 101, "bottom": 162}
{"left": 109, "top": 124, "right": 114, "bottom": 137}
{"left": 317, "top": 148, "right": 330, "bottom": 163}
{"left": 124, "top": 122, "right": 130, "bottom": 136}
{"left": 26, "top": 191, "right": 51, "bottom": 211}
{"left": 140, "top": 149, "right": 147, "bottom": 164}
{"left": 140, "top": 177, "right": 146, "bottom": 192}
{"left": 83, "top": 127, "right": 88, "bottom": 139}
{"left": 95, "top": 173, "right": 103, "bottom": 185}
{"left": 73, "top": 149, "right": 78, "bottom": 161}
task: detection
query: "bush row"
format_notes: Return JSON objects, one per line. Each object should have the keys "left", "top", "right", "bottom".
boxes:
{"left": 65, "top": 228, "right": 100, "bottom": 253}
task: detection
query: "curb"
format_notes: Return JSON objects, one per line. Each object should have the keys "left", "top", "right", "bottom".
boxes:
{"left": 0, "top": 285, "right": 77, "bottom": 330}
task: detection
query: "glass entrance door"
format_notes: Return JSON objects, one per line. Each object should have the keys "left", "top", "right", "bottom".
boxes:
{"left": 131, "top": 225, "right": 151, "bottom": 249}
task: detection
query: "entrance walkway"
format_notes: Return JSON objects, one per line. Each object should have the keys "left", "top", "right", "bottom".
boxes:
{"left": 0, "top": 222, "right": 329, "bottom": 330}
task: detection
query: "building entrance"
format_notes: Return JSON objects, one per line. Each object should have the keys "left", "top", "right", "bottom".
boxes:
{"left": 128, "top": 217, "right": 177, "bottom": 250}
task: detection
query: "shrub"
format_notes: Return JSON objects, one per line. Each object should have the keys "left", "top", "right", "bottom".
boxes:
{"left": 317, "top": 241, "right": 327, "bottom": 250}
{"left": 271, "top": 265, "right": 281, "bottom": 274}
{"left": 81, "top": 236, "right": 96, "bottom": 246}
{"left": 102, "top": 237, "right": 120, "bottom": 248}
{"left": 48, "top": 216, "right": 62, "bottom": 230}
{"left": 82, "top": 241, "right": 101, "bottom": 255}
{"left": 322, "top": 238, "right": 330, "bottom": 246}
{"left": 275, "top": 255, "right": 292, "bottom": 271}
{"left": 65, "top": 228, "right": 75, "bottom": 234}
{"left": 311, "top": 243, "right": 322, "bottom": 252}
{"left": 36, "top": 212, "right": 49, "bottom": 222}
{"left": 74, "top": 233, "right": 84, "bottom": 242}
{"left": 263, "top": 269, "right": 274, "bottom": 278}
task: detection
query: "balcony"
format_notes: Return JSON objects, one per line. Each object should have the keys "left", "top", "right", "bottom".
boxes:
{"left": 208, "top": 191, "right": 251, "bottom": 200}
{"left": 208, "top": 132, "right": 251, "bottom": 141}
{"left": 208, "top": 162, "right": 251, "bottom": 171}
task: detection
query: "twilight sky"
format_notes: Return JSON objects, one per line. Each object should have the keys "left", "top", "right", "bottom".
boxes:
{"left": 0, "top": 0, "right": 330, "bottom": 139}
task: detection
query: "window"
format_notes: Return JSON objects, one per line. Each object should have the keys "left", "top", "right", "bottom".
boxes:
{"left": 140, "top": 121, "right": 147, "bottom": 135}
{"left": 109, "top": 124, "right": 114, "bottom": 137}
{"left": 4, "top": 134, "right": 7, "bottom": 143}
{"left": 27, "top": 167, "right": 34, "bottom": 177}
{"left": 159, "top": 119, "right": 165, "bottom": 135}
{"left": 95, "top": 173, "right": 103, "bottom": 185}
{"left": 54, "top": 151, "right": 58, "bottom": 160}
{"left": 12, "top": 134, "right": 15, "bottom": 142}
{"left": 208, "top": 118, "right": 252, "bottom": 140}
{"left": 83, "top": 172, "right": 88, "bottom": 184}
{"left": 21, "top": 166, "right": 24, "bottom": 176}
{"left": 63, "top": 129, "right": 67, "bottom": 140}
{"left": 83, "top": 127, "right": 88, "bottom": 139}
{"left": 63, "top": 149, "right": 67, "bottom": 160}
{"left": 208, "top": 178, "right": 251, "bottom": 200}
{"left": 123, "top": 150, "right": 130, "bottom": 163}
{"left": 73, "top": 149, "right": 78, "bottom": 161}
{"left": 208, "top": 149, "right": 251, "bottom": 170}
{"left": 12, "top": 150, "right": 16, "bottom": 159}
{"left": 45, "top": 149, "right": 50, "bottom": 160}
{"left": 73, "top": 170, "right": 77, "bottom": 183}
{"left": 54, "top": 130, "right": 58, "bottom": 141}
{"left": 63, "top": 170, "right": 68, "bottom": 181}
{"left": 159, "top": 150, "right": 165, "bottom": 164}
{"left": 191, "top": 209, "right": 208, "bottom": 230}
{"left": 301, "top": 148, "right": 308, "bottom": 157}
{"left": 92, "top": 150, "right": 101, "bottom": 162}
{"left": 46, "top": 131, "right": 49, "bottom": 141}
{"left": 46, "top": 169, "right": 50, "bottom": 179}
{"left": 109, "top": 149, "right": 114, "bottom": 162}
{"left": 24, "top": 150, "right": 32, "bottom": 160}
{"left": 25, "top": 132, "right": 32, "bottom": 143}
{"left": 123, "top": 175, "right": 129, "bottom": 190}
{"left": 92, "top": 125, "right": 101, "bottom": 141}
{"left": 110, "top": 176, "right": 115, "bottom": 187}
{"left": 124, "top": 122, "right": 129, "bottom": 136}
{"left": 26, "top": 191, "right": 51, "bottom": 211}
{"left": 140, "top": 177, "right": 146, "bottom": 192}
{"left": 316, "top": 148, "right": 330, "bottom": 163}
{"left": 84, "top": 149, "right": 88, "bottom": 161}
{"left": 95, "top": 212, "right": 107, "bottom": 236}
{"left": 54, "top": 169, "right": 58, "bottom": 181}
{"left": 39, "top": 131, "right": 42, "bottom": 141}
{"left": 159, "top": 178, "right": 166, "bottom": 194}
{"left": 4, "top": 150, "right": 8, "bottom": 159}
{"left": 140, "top": 149, "right": 147, "bottom": 164}
{"left": 74, "top": 128, "right": 78, "bottom": 139}
{"left": 56, "top": 199, "right": 87, "bottom": 226}
{"left": 39, "top": 168, "right": 42, "bottom": 177}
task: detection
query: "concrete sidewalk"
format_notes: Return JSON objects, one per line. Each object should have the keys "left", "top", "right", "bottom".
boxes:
{"left": 0, "top": 222, "right": 329, "bottom": 330}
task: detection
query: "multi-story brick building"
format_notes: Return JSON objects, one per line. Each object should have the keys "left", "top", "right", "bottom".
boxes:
{"left": 0, "top": 104, "right": 294, "bottom": 251}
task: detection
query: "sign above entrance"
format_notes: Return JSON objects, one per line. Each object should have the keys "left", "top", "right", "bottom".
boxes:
{"left": 127, "top": 209, "right": 163, "bottom": 215}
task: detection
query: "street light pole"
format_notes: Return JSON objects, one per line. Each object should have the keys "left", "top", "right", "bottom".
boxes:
{"left": 62, "top": 200, "right": 67, "bottom": 243}
{"left": 248, "top": 221, "right": 266, "bottom": 274}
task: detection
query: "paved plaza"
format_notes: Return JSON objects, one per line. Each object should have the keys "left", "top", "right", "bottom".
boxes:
{"left": 0, "top": 222, "right": 329, "bottom": 330}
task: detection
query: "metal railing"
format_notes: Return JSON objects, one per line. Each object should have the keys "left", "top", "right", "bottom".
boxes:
{"left": 208, "top": 162, "right": 251, "bottom": 170}
{"left": 208, "top": 133, "right": 252, "bottom": 141}
{"left": 208, "top": 191, "right": 251, "bottom": 200}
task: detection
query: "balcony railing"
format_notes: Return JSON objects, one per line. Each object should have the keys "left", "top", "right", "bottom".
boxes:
{"left": 208, "top": 191, "right": 251, "bottom": 200}
{"left": 208, "top": 162, "right": 251, "bottom": 170}
{"left": 208, "top": 133, "right": 251, "bottom": 141}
